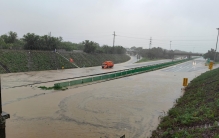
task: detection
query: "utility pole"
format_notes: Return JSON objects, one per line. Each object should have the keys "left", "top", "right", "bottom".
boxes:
{"left": 0, "top": 76, "right": 10, "bottom": 138}
{"left": 148, "top": 37, "right": 152, "bottom": 59}
{"left": 214, "top": 28, "right": 219, "bottom": 62}
{"left": 170, "top": 41, "right": 174, "bottom": 61}
{"left": 113, "top": 31, "right": 116, "bottom": 47}
{"left": 112, "top": 31, "right": 116, "bottom": 54}
{"left": 149, "top": 37, "right": 152, "bottom": 49}
{"left": 170, "top": 41, "right": 172, "bottom": 50}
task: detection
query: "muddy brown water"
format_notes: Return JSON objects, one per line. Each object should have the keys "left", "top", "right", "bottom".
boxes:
{"left": 1, "top": 58, "right": 213, "bottom": 138}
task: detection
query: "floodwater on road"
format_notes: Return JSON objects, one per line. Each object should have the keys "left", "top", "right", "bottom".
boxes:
{"left": 1, "top": 57, "right": 170, "bottom": 89}
{"left": 1, "top": 58, "right": 215, "bottom": 138}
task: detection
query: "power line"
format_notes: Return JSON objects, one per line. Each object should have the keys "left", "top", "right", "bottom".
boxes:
{"left": 117, "top": 35, "right": 150, "bottom": 40}
{"left": 116, "top": 34, "right": 215, "bottom": 41}
{"left": 115, "top": 32, "right": 216, "bottom": 37}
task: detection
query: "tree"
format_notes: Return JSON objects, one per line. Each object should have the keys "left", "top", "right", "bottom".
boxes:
{"left": 23, "top": 33, "right": 61, "bottom": 50}
{"left": 23, "top": 33, "right": 40, "bottom": 50}
{"left": 40, "top": 35, "right": 61, "bottom": 50}
{"left": 95, "top": 45, "right": 104, "bottom": 53}
{"left": 8, "top": 31, "right": 18, "bottom": 43}
{"left": 102, "top": 45, "right": 112, "bottom": 54}
{"left": 0, "top": 31, "right": 18, "bottom": 44}
{"left": 77, "top": 42, "right": 84, "bottom": 50}
{"left": 114, "top": 46, "right": 126, "bottom": 54}
{"left": 59, "top": 41, "right": 76, "bottom": 51}
{"left": 203, "top": 49, "right": 219, "bottom": 62}
{"left": 139, "top": 49, "right": 148, "bottom": 57}
{"left": 168, "top": 50, "right": 174, "bottom": 59}
{"left": 82, "top": 40, "right": 97, "bottom": 53}
{"left": 138, "top": 47, "right": 172, "bottom": 59}
{"left": 0, "top": 31, "right": 23, "bottom": 49}
{"left": 0, "top": 31, "right": 128, "bottom": 53}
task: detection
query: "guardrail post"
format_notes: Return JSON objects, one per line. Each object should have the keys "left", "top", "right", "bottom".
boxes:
{"left": 0, "top": 76, "right": 10, "bottom": 138}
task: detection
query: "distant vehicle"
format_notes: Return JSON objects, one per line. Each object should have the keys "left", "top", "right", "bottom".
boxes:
{"left": 102, "top": 61, "right": 114, "bottom": 69}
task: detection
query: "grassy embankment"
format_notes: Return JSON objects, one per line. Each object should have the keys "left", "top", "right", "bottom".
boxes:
{"left": 136, "top": 57, "right": 163, "bottom": 63}
{"left": 0, "top": 50, "right": 130, "bottom": 74}
{"left": 151, "top": 67, "right": 219, "bottom": 138}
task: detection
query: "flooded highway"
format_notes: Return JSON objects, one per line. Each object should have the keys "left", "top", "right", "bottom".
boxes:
{"left": 1, "top": 56, "right": 171, "bottom": 89}
{"left": 1, "top": 57, "right": 215, "bottom": 138}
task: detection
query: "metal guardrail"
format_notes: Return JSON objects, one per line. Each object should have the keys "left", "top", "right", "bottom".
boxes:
{"left": 54, "top": 59, "right": 190, "bottom": 88}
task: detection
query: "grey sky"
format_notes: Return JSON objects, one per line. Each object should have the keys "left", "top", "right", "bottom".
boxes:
{"left": 1, "top": 0, "right": 219, "bottom": 53}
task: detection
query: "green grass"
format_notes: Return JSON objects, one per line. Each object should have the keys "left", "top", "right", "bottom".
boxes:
{"left": 0, "top": 50, "right": 130, "bottom": 74}
{"left": 155, "top": 126, "right": 219, "bottom": 138}
{"left": 0, "top": 65, "right": 7, "bottom": 74}
{"left": 38, "top": 85, "right": 63, "bottom": 90}
{"left": 59, "top": 52, "right": 130, "bottom": 67}
{"left": 136, "top": 57, "right": 163, "bottom": 63}
{"left": 38, "top": 86, "right": 54, "bottom": 90}
{"left": 151, "top": 67, "right": 219, "bottom": 138}
{"left": 0, "top": 50, "right": 28, "bottom": 73}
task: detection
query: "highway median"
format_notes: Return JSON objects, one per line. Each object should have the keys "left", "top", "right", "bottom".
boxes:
{"left": 50, "top": 59, "right": 191, "bottom": 90}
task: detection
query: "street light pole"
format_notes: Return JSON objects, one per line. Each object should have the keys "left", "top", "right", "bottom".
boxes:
{"left": 214, "top": 28, "right": 219, "bottom": 62}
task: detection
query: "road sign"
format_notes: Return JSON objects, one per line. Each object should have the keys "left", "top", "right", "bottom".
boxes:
{"left": 209, "top": 61, "right": 213, "bottom": 70}
{"left": 183, "top": 78, "right": 188, "bottom": 86}
{"left": 205, "top": 58, "right": 210, "bottom": 66}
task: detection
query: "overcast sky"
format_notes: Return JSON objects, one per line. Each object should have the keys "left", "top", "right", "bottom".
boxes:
{"left": 1, "top": 0, "right": 219, "bottom": 53}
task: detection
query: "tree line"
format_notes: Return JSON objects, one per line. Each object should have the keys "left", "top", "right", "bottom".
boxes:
{"left": 203, "top": 48, "right": 219, "bottom": 62}
{"left": 0, "top": 31, "right": 126, "bottom": 54}
{"left": 2, "top": 31, "right": 212, "bottom": 59}
{"left": 130, "top": 46, "right": 175, "bottom": 59}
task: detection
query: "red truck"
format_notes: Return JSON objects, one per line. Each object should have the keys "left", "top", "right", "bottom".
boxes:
{"left": 102, "top": 61, "right": 114, "bottom": 69}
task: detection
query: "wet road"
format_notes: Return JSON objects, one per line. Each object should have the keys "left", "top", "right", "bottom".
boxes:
{"left": 162, "top": 59, "right": 205, "bottom": 72}
{"left": 1, "top": 57, "right": 216, "bottom": 138}
{"left": 1, "top": 56, "right": 171, "bottom": 89}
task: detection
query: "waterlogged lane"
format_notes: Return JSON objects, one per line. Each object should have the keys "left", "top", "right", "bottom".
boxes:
{"left": 2, "top": 58, "right": 215, "bottom": 138}
{"left": 162, "top": 59, "right": 206, "bottom": 72}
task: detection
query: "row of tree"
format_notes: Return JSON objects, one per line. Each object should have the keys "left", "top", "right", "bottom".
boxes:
{"left": 203, "top": 49, "right": 219, "bottom": 62}
{"left": 83, "top": 40, "right": 126, "bottom": 54}
{"left": 0, "top": 31, "right": 126, "bottom": 54}
{"left": 133, "top": 46, "right": 218, "bottom": 62}
{"left": 130, "top": 46, "right": 175, "bottom": 59}
{"left": 4, "top": 31, "right": 213, "bottom": 59}
{"left": 0, "top": 31, "right": 24, "bottom": 49}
